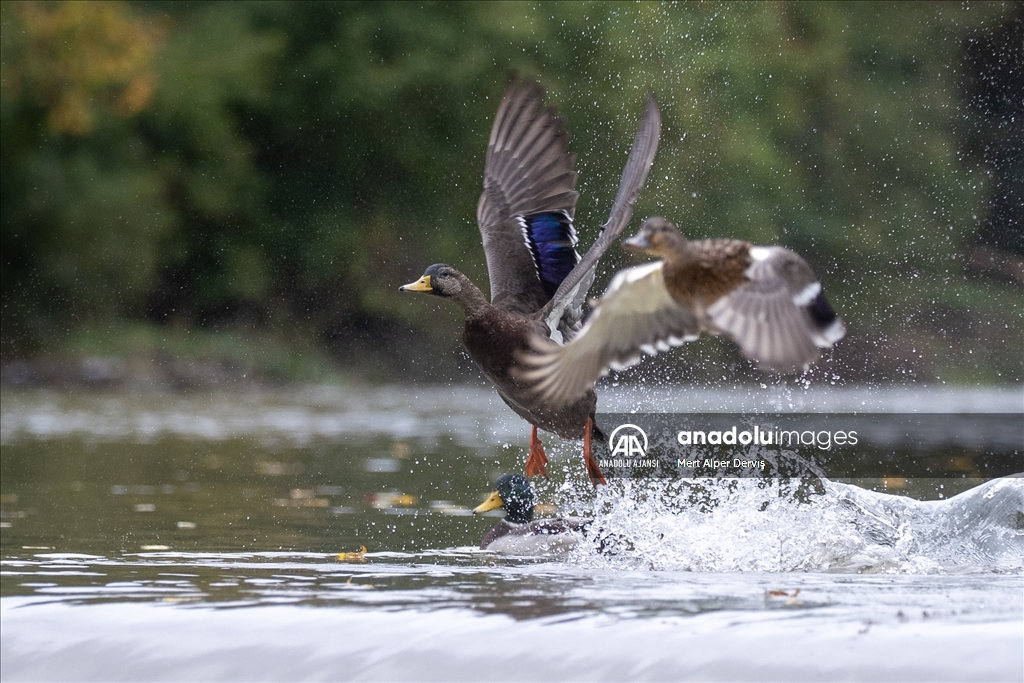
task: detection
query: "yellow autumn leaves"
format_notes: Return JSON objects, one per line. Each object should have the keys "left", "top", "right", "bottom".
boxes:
{"left": 1, "top": 1, "right": 164, "bottom": 135}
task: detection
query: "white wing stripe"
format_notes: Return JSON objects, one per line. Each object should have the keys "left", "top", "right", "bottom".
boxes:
{"left": 820, "top": 318, "right": 846, "bottom": 345}
{"left": 792, "top": 281, "right": 821, "bottom": 306}
{"left": 607, "top": 261, "right": 664, "bottom": 294}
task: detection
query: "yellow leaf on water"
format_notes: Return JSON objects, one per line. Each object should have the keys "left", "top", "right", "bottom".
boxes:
{"left": 365, "top": 492, "right": 418, "bottom": 509}
{"left": 337, "top": 545, "right": 367, "bottom": 562}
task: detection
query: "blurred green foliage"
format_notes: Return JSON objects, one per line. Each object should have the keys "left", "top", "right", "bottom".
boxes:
{"left": 1, "top": 1, "right": 1021, "bottom": 384}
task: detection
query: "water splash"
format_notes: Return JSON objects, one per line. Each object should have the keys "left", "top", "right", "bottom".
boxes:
{"left": 568, "top": 476, "right": 1023, "bottom": 573}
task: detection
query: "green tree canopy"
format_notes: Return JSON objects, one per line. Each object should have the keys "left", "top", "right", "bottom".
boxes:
{"left": 2, "top": 1, "right": 1020, "bottom": 384}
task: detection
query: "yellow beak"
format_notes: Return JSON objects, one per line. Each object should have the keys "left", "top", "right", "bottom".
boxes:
{"left": 400, "top": 275, "right": 433, "bottom": 293}
{"left": 473, "top": 490, "right": 503, "bottom": 514}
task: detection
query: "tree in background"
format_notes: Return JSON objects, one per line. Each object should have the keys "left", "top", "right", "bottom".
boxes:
{"left": 1, "top": 1, "right": 1020, "bottom": 385}
{"left": 1, "top": 1, "right": 169, "bottom": 344}
{"left": 960, "top": 3, "right": 1023, "bottom": 280}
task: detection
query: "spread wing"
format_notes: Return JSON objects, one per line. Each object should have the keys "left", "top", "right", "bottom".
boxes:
{"left": 538, "top": 93, "right": 662, "bottom": 339}
{"left": 477, "top": 79, "right": 580, "bottom": 315}
{"left": 707, "top": 246, "right": 846, "bottom": 373}
{"left": 520, "top": 261, "right": 702, "bottom": 405}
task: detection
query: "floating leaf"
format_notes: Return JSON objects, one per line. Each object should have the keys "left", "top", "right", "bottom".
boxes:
{"left": 337, "top": 545, "right": 367, "bottom": 562}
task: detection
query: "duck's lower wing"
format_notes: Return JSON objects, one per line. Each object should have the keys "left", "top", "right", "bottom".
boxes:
{"left": 707, "top": 246, "right": 845, "bottom": 372}
{"left": 520, "top": 261, "right": 701, "bottom": 405}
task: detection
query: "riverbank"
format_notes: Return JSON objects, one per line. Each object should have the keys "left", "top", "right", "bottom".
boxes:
{"left": 4, "top": 320, "right": 1023, "bottom": 392}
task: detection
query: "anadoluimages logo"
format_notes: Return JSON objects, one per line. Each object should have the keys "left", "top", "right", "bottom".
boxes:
{"left": 609, "top": 424, "right": 648, "bottom": 458}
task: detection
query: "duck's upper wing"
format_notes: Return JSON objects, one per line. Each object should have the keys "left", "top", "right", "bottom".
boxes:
{"left": 477, "top": 79, "right": 581, "bottom": 316}
{"left": 520, "top": 261, "right": 701, "bottom": 405}
{"left": 707, "top": 247, "right": 846, "bottom": 373}
{"left": 538, "top": 93, "right": 661, "bottom": 340}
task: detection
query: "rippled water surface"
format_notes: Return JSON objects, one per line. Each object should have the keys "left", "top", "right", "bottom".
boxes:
{"left": 2, "top": 385, "right": 1022, "bottom": 681}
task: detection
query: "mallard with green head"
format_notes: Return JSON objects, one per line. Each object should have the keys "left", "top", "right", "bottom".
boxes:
{"left": 473, "top": 474, "right": 590, "bottom": 554}
{"left": 401, "top": 78, "right": 660, "bottom": 485}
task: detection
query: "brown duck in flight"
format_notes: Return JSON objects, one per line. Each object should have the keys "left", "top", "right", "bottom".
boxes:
{"left": 400, "top": 79, "right": 661, "bottom": 485}
{"left": 521, "top": 216, "right": 846, "bottom": 404}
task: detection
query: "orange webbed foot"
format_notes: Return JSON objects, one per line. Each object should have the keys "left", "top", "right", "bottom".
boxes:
{"left": 524, "top": 425, "right": 549, "bottom": 478}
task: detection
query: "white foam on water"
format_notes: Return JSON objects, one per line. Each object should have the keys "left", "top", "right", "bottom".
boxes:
{"left": 569, "top": 476, "right": 1024, "bottom": 573}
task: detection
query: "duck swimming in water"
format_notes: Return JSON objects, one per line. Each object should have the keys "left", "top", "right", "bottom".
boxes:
{"left": 473, "top": 474, "right": 590, "bottom": 554}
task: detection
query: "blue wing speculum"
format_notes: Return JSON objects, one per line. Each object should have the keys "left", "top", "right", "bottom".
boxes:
{"left": 520, "top": 210, "right": 580, "bottom": 299}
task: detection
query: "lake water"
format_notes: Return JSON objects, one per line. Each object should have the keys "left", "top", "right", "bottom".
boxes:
{"left": 1, "top": 385, "right": 1022, "bottom": 681}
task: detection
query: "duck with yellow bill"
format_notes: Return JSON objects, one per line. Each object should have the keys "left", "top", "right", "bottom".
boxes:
{"left": 473, "top": 474, "right": 591, "bottom": 554}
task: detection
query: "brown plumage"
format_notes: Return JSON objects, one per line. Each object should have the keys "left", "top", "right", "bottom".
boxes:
{"left": 400, "top": 78, "right": 661, "bottom": 485}
{"left": 520, "top": 217, "right": 846, "bottom": 404}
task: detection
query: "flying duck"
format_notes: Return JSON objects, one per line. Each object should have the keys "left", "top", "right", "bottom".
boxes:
{"left": 400, "top": 78, "right": 661, "bottom": 485}
{"left": 473, "top": 474, "right": 591, "bottom": 554}
{"left": 520, "top": 216, "right": 846, "bottom": 404}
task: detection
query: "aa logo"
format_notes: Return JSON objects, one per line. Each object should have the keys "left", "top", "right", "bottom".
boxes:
{"left": 609, "top": 424, "right": 648, "bottom": 458}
